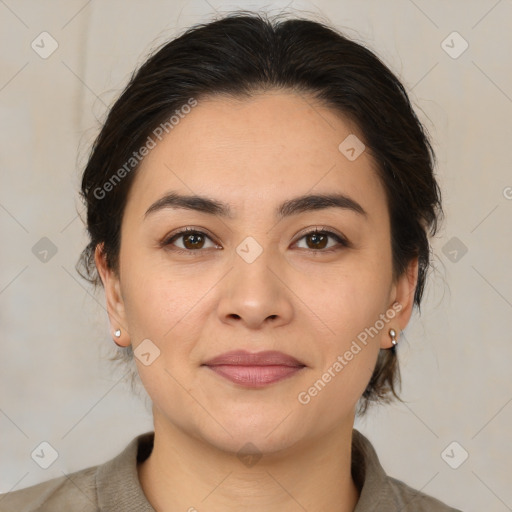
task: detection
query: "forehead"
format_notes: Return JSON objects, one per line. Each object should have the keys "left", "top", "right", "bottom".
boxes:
{"left": 125, "top": 91, "right": 387, "bottom": 221}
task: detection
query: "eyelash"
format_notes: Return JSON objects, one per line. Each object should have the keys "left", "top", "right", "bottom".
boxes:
{"left": 161, "top": 226, "right": 349, "bottom": 256}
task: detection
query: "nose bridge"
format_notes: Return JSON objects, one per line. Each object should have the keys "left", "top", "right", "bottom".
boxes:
{"left": 232, "top": 234, "right": 280, "bottom": 297}
{"left": 217, "top": 234, "right": 293, "bottom": 327}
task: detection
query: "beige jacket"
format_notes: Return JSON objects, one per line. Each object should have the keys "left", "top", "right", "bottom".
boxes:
{"left": 0, "top": 429, "right": 462, "bottom": 511}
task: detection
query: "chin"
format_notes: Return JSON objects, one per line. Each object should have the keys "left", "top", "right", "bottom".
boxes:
{"left": 173, "top": 403, "right": 300, "bottom": 453}
{"left": 203, "top": 427, "right": 301, "bottom": 458}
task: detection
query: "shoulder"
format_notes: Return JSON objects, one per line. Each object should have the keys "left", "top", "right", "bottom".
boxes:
{"left": 0, "top": 466, "right": 98, "bottom": 512}
{"left": 0, "top": 431, "right": 154, "bottom": 512}
{"left": 351, "top": 428, "right": 463, "bottom": 512}
{"left": 385, "top": 475, "right": 463, "bottom": 511}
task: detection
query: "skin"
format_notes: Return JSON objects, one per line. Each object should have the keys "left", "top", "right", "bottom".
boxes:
{"left": 95, "top": 91, "right": 418, "bottom": 512}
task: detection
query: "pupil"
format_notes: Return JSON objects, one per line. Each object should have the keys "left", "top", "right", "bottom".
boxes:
{"left": 185, "top": 233, "right": 203, "bottom": 249}
{"left": 309, "top": 233, "right": 326, "bottom": 249}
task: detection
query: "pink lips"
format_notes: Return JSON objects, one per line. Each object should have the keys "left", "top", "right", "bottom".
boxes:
{"left": 202, "top": 350, "right": 306, "bottom": 388}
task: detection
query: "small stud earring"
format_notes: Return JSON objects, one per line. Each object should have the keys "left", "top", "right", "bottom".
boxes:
{"left": 114, "top": 329, "right": 121, "bottom": 338}
{"left": 389, "top": 328, "right": 398, "bottom": 346}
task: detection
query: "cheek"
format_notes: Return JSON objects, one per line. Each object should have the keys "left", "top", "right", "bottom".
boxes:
{"left": 119, "top": 249, "right": 202, "bottom": 339}
{"left": 296, "top": 286, "right": 385, "bottom": 421}
{"left": 304, "top": 253, "right": 392, "bottom": 341}
{"left": 298, "top": 249, "right": 392, "bottom": 394}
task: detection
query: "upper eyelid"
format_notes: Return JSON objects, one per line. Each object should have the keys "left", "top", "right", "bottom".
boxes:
{"left": 165, "top": 227, "right": 218, "bottom": 244}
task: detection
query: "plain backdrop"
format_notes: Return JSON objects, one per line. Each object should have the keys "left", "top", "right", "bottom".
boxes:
{"left": 1, "top": 1, "right": 511, "bottom": 510}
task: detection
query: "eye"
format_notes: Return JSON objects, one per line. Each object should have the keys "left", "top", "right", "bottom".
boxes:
{"left": 162, "top": 226, "right": 349, "bottom": 255}
{"left": 294, "top": 228, "right": 349, "bottom": 252}
{"left": 162, "top": 227, "right": 220, "bottom": 254}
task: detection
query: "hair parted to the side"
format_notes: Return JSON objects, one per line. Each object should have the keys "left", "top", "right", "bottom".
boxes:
{"left": 76, "top": 10, "right": 443, "bottom": 416}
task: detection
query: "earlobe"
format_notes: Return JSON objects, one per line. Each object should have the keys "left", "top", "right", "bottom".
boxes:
{"left": 383, "top": 257, "right": 419, "bottom": 349}
{"left": 94, "top": 244, "right": 130, "bottom": 347}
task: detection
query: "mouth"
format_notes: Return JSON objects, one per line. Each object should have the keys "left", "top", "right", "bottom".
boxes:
{"left": 202, "top": 350, "right": 306, "bottom": 388}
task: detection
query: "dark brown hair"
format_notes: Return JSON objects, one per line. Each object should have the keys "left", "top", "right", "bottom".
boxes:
{"left": 77, "top": 10, "right": 443, "bottom": 415}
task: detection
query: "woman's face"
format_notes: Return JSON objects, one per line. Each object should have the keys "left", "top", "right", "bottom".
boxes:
{"left": 97, "top": 91, "right": 417, "bottom": 454}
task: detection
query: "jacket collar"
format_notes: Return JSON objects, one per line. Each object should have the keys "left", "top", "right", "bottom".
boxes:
{"left": 95, "top": 428, "right": 392, "bottom": 511}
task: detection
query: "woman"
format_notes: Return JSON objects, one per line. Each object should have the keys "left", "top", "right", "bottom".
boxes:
{"left": 1, "top": 10, "right": 462, "bottom": 512}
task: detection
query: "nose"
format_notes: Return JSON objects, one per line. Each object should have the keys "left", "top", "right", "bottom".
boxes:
{"left": 216, "top": 247, "right": 294, "bottom": 330}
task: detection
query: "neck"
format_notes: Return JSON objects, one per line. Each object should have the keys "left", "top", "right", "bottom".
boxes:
{"left": 138, "top": 409, "right": 360, "bottom": 512}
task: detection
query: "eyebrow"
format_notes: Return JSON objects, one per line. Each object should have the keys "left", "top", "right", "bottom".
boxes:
{"left": 144, "top": 191, "right": 367, "bottom": 220}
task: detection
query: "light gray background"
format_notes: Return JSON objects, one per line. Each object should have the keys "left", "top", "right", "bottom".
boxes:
{"left": 1, "top": 1, "right": 511, "bottom": 510}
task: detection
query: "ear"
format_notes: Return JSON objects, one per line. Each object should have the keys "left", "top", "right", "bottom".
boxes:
{"left": 381, "top": 256, "right": 419, "bottom": 349}
{"left": 94, "top": 243, "right": 130, "bottom": 347}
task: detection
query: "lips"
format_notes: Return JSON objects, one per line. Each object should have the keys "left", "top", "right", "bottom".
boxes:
{"left": 203, "top": 350, "right": 305, "bottom": 367}
{"left": 202, "top": 350, "right": 306, "bottom": 387}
